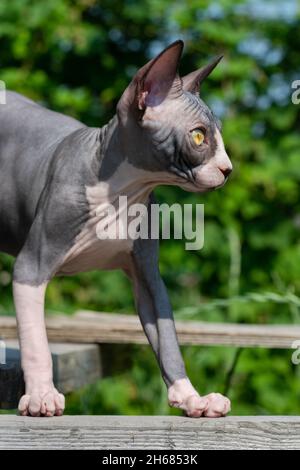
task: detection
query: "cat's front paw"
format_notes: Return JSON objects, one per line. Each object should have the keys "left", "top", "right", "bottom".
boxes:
{"left": 168, "top": 378, "right": 231, "bottom": 418}
{"left": 18, "top": 383, "right": 65, "bottom": 417}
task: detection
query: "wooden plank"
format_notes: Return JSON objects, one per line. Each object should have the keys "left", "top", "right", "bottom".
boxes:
{"left": 1, "top": 311, "right": 300, "bottom": 348}
{"left": 0, "top": 341, "right": 102, "bottom": 409}
{"left": 0, "top": 415, "right": 300, "bottom": 449}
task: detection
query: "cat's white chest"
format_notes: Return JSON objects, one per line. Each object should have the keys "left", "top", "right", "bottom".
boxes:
{"left": 58, "top": 162, "right": 153, "bottom": 275}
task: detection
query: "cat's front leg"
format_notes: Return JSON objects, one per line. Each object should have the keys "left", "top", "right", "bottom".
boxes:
{"left": 13, "top": 276, "right": 64, "bottom": 417}
{"left": 13, "top": 234, "right": 65, "bottom": 416}
{"left": 128, "top": 236, "right": 231, "bottom": 418}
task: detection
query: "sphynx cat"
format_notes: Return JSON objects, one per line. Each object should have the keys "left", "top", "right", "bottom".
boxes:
{"left": 0, "top": 40, "right": 232, "bottom": 417}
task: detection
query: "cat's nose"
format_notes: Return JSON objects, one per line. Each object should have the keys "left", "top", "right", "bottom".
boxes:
{"left": 219, "top": 166, "right": 232, "bottom": 178}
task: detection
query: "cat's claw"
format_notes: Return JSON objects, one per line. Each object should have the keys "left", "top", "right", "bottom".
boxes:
{"left": 168, "top": 378, "right": 231, "bottom": 418}
{"left": 18, "top": 387, "right": 65, "bottom": 417}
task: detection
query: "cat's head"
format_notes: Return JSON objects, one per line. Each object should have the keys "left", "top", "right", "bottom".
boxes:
{"left": 117, "top": 40, "right": 232, "bottom": 193}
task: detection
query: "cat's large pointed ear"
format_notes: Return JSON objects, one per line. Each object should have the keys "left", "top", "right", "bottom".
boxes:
{"left": 117, "top": 40, "right": 184, "bottom": 121}
{"left": 181, "top": 55, "right": 223, "bottom": 94}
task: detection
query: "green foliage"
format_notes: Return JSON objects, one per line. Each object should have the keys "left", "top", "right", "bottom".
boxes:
{"left": 1, "top": 0, "right": 300, "bottom": 415}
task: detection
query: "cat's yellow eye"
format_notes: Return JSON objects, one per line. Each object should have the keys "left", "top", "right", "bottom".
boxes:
{"left": 191, "top": 129, "right": 205, "bottom": 146}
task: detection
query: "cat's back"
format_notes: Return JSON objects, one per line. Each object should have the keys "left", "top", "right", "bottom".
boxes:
{"left": 0, "top": 91, "right": 85, "bottom": 147}
{"left": 0, "top": 90, "right": 86, "bottom": 224}
{"left": 0, "top": 91, "right": 86, "bottom": 256}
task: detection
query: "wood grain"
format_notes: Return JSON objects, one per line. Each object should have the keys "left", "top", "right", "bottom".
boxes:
{"left": 0, "top": 415, "right": 300, "bottom": 449}
{"left": 1, "top": 311, "right": 300, "bottom": 348}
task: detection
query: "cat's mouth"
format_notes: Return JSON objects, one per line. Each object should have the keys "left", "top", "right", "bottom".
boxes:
{"left": 170, "top": 163, "right": 228, "bottom": 193}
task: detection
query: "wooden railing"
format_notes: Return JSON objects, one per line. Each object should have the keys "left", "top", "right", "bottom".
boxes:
{"left": 2, "top": 310, "right": 300, "bottom": 348}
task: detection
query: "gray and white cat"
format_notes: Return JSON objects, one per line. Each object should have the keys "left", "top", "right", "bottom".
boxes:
{"left": 0, "top": 40, "right": 232, "bottom": 417}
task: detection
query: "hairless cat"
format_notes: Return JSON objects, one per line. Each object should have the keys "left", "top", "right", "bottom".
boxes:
{"left": 0, "top": 40, "right": 232, "bottom": 417}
